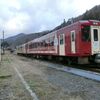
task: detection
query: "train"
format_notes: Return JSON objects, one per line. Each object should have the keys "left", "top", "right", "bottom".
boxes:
{"left": 17, "top": 20, "right": 100, "bottom": 64}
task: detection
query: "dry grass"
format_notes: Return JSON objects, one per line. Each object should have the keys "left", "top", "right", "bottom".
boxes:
{"left": 0, "top": 54, "right": 33, "bottom": 100}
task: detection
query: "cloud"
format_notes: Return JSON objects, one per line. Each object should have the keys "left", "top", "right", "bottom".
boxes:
{"left": 0, "top": 0, "right": 100, "bottom": 38}
{"left": 5, "top": 13, "right": 30, "bottom": 32}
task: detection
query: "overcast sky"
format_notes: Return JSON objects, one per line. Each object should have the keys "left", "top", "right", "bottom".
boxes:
{"left": 0, "top": 0, "right": 100, "bottom": 38}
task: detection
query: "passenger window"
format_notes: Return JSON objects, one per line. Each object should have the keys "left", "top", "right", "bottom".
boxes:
{"left": 71, "top": 32, "right": 75, "bottom": 41}
{"left": 93, "top": 29, "right": 98, "bottom": 41}
{"left": 60, "top": 35, "right": 64, "bottom": 44}
{"left": 81, "top": 25, "right": 90, "bottom": 41}
{"left": 50, "top": 37, "right": 54, "bottom": 46}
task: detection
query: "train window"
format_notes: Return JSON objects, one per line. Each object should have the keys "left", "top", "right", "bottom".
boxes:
{"left": 42, "top": 41, "right": 45, "bottom": 47}
{"left": 31, "top": 43, "right": 34, "bottom": 48}
{"left": 34, "top": 43, "right": 37, "bottom": 48}
{"left": 71, "top": 32, "right": 75, "bottom": 41}
{"left": 41, "top": 41, "right": 43, "bottom": 47}
{"left": 37, "top": 43, "right": 39, "bottom": 47}
{"left": 32, "top": 43, "right": 35, "bottom": 48}
{"left": 93, "top": 29, "right": 98, "bottom": 41}
{"left": 50, "top": 37, "right": 54, "bottom": 46}
{"left": 45, "top": 39, "right": 49, "bottom": 47}
{"left": 29, "top": 44, "right": 32, "bottom": 49}
{"left": 36, "top": 43, "right": 38, "bottom": 48}
{"left": 81, "top": 25, "right": 90, "bottom": 41}
{"left": 60, "top": 35, "right": 64, "bottom": 44}
{"left": 51, "top": 41, "right": 54, "bottom": 46}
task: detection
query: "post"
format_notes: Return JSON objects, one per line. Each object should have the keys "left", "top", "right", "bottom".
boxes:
{"left": 2, "top": 30, "right": 5, "bottom": 55}
{"left": 0, "top": 39, "right": 1, "bottom": 61}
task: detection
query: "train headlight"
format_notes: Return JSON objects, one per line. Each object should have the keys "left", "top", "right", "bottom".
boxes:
{"left": 93, "top": 22, "right": 98, "bottom": 25}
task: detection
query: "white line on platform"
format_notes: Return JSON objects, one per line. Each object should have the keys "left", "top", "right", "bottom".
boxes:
{"left": 13, "top": 66, "right": 39, "bottom": 100}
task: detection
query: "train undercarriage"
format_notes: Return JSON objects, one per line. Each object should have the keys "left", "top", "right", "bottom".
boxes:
{"left": 17, "top": 53, "right": 100, "bottom": 65}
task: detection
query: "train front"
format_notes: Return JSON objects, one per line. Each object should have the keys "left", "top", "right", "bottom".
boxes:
{"left": 89, "top": 20, "right": 100, "bottom": 63}
{"left": 80, "top": 20, "right": 100, "bottom": 63}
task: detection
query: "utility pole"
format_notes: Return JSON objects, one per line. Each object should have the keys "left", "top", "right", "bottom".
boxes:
{"left": 2, "top": 30, "right": 5, "bottom": 55}
{"left": 0, "top": 39, "right": 1, "bottom": 61}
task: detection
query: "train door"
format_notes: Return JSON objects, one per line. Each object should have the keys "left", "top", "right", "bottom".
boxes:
{"left": 71, "top": 30, "right": 76, "bottom": 53}
{"left": 59, "top": 34, "right": 65, "bottom": 55}
{"left": 91, "top": 26, "right": 100, "bottom": 54}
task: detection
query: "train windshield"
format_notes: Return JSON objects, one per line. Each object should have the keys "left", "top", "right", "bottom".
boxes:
{"left": 81, "top": 25, "right": 90, "bottom": 42}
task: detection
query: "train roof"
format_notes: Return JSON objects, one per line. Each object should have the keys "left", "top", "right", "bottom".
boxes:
{"left": 18, "top": 20, "right": 100, "bottom": 46}
{"left": 79, "top": 20, "right": 100, "bottom": 24}
{"left": 53, "top": 20, "right": 100, "bottom": 32}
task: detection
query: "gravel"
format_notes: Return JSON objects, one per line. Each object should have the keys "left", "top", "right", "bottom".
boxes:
{"left": 44, "top": 68, "right": 100, "bottom": 100}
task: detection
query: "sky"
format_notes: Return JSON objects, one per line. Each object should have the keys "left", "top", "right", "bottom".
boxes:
{"left": 0, "top": 0, "right": 100, "bottom": 38}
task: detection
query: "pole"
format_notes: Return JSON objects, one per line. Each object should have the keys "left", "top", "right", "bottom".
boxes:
{"left": 2, "top": 30, "right": 5, "bottom": 55}
{"left": 0, "top": 39, "right": 1, "bottom": 61}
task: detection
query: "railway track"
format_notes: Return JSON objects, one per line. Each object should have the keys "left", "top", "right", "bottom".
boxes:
{"left": 40, "top": 57, "right": 100, "bottom": 73}
{"left": 68, "top": 64, "right": 100, "bottom": 73}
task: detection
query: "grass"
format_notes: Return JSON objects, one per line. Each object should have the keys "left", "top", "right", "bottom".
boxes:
{"left": 0, "top": 75, "right": 12, "bottom": 79}
{"left": 25, "top": 74, "right": 60, "bottom": 100}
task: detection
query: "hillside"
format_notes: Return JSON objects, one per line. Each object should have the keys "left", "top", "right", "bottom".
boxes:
{"left": 5, "top": 31, "right": 49, "bottom": 48}
{"left": 53, "top": 5, "right": 100, "bottom": 31}
{"left": 5, "top": 5, "right": 100, "bottom": 49}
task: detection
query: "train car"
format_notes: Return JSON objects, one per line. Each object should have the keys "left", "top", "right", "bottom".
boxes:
{"left": 17, "top": 44, "right": 26, "bottom": 54}
{"left": 17, "top": 20, "right": 100, "bottom": 64}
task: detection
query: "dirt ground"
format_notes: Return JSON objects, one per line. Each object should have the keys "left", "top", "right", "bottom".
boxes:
{"left": 0, "top": 52, "right": 100, "bottom": 100}
{"left": 0, "top": 53, "right": 33, "bottom": 100}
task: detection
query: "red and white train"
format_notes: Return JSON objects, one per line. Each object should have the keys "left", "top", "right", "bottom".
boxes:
{"left": 17, "top": 20, "right": 100, "bottom": 64}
